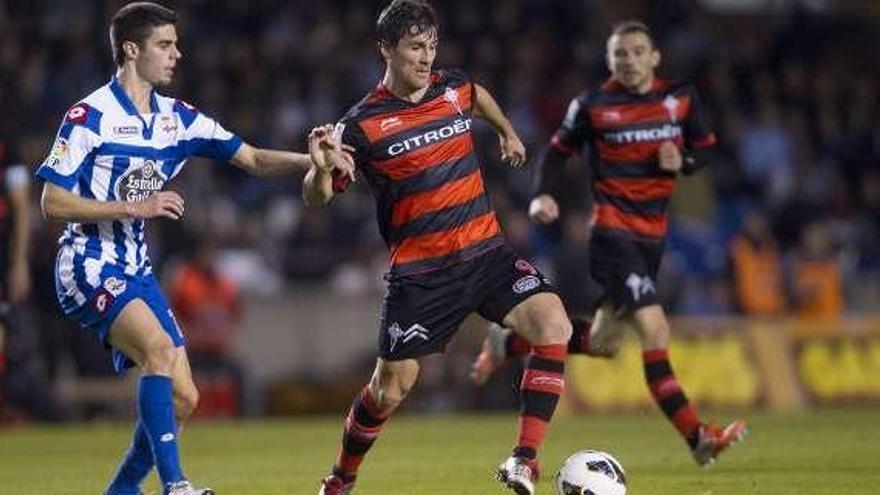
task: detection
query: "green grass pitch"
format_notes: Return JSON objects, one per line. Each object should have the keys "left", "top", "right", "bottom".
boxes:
{"left": 1, "top": 408, "right": 878, "bottom": 494}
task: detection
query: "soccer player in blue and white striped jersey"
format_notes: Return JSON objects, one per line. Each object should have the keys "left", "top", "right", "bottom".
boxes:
{"left": 35, "top": 3, "right": 352, "bottom": 495}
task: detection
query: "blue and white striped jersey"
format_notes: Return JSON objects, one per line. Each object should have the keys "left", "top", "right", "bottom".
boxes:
{"left": 37, "top": 76, "right": 242, "bottom": 283}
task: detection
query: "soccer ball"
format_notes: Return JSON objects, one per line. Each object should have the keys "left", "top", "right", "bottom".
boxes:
{"left": 554, "top": 450, "right": 627, "bottom": 495}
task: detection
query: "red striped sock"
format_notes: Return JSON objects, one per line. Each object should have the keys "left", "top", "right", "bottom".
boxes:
{"left": 515, "top": 344, "right": 567, "bottom": 459}
{"left": 334, "top": 387, "right": 392, "bottom": 478}
{"left": 643, "top": 349, "right": 701, "bottom": 448}
{"left": 505, "top": 317, "right": 594, "bottom": 357}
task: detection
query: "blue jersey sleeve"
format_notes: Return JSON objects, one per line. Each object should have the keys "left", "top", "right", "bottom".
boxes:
{"left": 175, "top": 100, "right": 243, "bottom": 161}
{"left": 36, "top": 103, "right": 103, "bottom": 190}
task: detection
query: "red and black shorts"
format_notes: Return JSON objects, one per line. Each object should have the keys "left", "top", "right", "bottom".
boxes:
{"left": 589, "top": 231, "right": 665, "bottom": 315}
{"left": 378, "top": 244, "right": 556, "bottom": 361}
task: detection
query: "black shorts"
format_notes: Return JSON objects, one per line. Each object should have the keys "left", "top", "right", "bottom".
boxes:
{"left": 589, "top": 231, "right": 665, "bottom": 314}
{"left": 378, "top": 245, "right": 556, "bottom": 360}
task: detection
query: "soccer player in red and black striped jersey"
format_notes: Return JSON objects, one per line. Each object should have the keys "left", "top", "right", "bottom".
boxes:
{"left": 470, "top": 20, "right": 747, "bottom": 467}
{"left": 305, "top": 2, "right": 572, "bottom": 494}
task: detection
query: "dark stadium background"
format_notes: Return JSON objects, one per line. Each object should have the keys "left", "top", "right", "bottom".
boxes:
{"left": 2, "top": 0, "right": 879, "bottom": 421}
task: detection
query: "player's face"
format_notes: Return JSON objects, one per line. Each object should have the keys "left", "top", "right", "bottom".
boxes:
{"left": 606, "top": 32, "right": 660, "bottom": 93}
{"left": 383, "top": 27, "right": 438, "bottom": 91}
{"left": 135, "top": 24, "right": 181, "bottom": 87}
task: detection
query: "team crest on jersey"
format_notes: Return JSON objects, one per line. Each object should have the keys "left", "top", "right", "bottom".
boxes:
{"left": 160, "top": 115, "right": 178, "bottom": 134}
{"left": 444, "top": 86, "right": 463, "bottom": 115}
{"left": 115, "top": 160, "right": 166, "bottom": 202}
{"left": 663, "top": 95, "right": 680, "bottom": 122}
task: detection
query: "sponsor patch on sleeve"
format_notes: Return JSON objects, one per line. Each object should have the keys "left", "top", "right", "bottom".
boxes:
{"left": 65, "top": 103, "right": 90, "bottom": 125}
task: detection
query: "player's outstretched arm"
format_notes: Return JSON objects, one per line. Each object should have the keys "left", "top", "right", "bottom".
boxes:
{"left": 229, "top": 143, "right": 314, "bottom": 177}
{"left": 473, "top": 84, "right": 526, "bottom": 167}
{"left": 41, "top": 182, "right": 185, "bottom": 222}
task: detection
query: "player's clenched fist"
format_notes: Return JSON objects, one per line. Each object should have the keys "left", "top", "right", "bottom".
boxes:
{"left": 658, "top": 140, "right": 682, "bottom": 173}
{"left": 308, "top": 124, "right": 356, "bottom": 182}
{"left": 130, "top": 190, "right": 185, "bottom": 220}
{"left": 528, "top": 194, "right": 560, "bottom": 224}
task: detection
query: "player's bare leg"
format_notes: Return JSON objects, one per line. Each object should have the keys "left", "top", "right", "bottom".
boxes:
{"left": 107, "top": 344, "right": 201, "bottom": 495}
{"left": 171, "top": 349, "right": 200, "bottom": 426}
{"left": 495, "top": 293, "right": 571, "bottom": 495}
{"left": 107, "top": 300, "right": 213, "bottom": 495}
{"left": 469, "top": 322, "right": 514, "bottom": 385}
{"left": 470, "top": 302, "right": 625, "bottom": 386}
{"left": 320, "top": 358, "right": 419, "bottom": 494}
{"left": 631, "top": 305, "right": 747, "bottom": 466}
{"left": 586, "top": 302, "right": 628, "bottom": 357}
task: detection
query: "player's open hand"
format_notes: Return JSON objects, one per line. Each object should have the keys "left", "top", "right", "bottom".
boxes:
{"left": 131, "top": 190, "right": 185, "bottom": 220}
{"left": 500, "top": 133, "right": 526, "bottom": 167}
{"left": 658, "top": 141, "right": 682, "bottom": 173}
{"left": 528, "top": 194, "right": 560, "bottom": 224}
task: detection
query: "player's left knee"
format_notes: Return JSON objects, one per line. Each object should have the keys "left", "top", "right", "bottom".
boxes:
{"left": 370, "top": 382, "right": 409, "bottom": 412}
{"left": 536, "top": 310, "right": 572, "bottom": 345}
{"left": 175, "top": 387, "right": 200, "bottom": 419}
{"left": 639, "top": 321, "right": 670, "bottom": 348}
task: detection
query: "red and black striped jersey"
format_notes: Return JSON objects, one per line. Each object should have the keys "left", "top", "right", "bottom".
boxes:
{"left": 334, "top": 69, "right": 504, "bottom": 276}
{"left": 551, "top": 77, "right": 716, "bottom": 241}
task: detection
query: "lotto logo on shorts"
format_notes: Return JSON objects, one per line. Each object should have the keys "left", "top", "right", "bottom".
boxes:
{"left": 91, "top": 289, "right": 115, "bottom": 314}
{"left": 513, "top": 276, "right": 541, "bottom": 294}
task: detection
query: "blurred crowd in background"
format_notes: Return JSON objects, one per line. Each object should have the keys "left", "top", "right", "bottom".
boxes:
{"left": 1, "top": 0, "right": 879, "bottom": 420}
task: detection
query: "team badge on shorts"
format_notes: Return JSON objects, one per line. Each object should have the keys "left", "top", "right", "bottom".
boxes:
{"left": 387, "top": 322, "right": 430, "bottom": 353}
{"left": 515, "top": 259, "right": 538, "bottom": 275}
{"left": 625, "top": 273, "right": 656, "bottom": 302}
{"left": 103, "top": 277, "right": 127, "bottom": 297}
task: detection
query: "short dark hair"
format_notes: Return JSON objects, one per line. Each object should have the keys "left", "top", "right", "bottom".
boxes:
{"left": 610, "top": 20, "right": 657, "bottom": 48}
{"left": 376, "top": 0, "right": 438, "bottom": 48}
{"left": 109, "top": 2, "right": 177, "bottom": 66}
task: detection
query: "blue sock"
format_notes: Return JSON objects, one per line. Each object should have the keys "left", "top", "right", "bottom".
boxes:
{"left": 105, "top": 421, "right": 155, "bottom": 495}
{"left": 138, "top": 375, "right": 185, "bottom": 487}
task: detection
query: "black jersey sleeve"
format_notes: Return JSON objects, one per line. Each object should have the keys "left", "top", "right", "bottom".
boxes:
{"left": 683, "top": 85, "right": 716, "bottom": 149}
{"left": 550, "top": 91, "right": 594, "bottom": 156}
{"left": 331, "top": 118, "right": 370, "bottom": 193}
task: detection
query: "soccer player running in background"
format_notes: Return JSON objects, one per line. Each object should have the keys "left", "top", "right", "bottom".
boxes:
{"left": 35, "top": 3, "right": 352, "bottom": 495}
{"left": 0, "top": 133, "right": 32, "bottom": 383}
{"left": 470, "top": 20, "right": 747, "bottom": 467}
{"left": 305, "top": 1, "right": 572, "bottom": 494}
